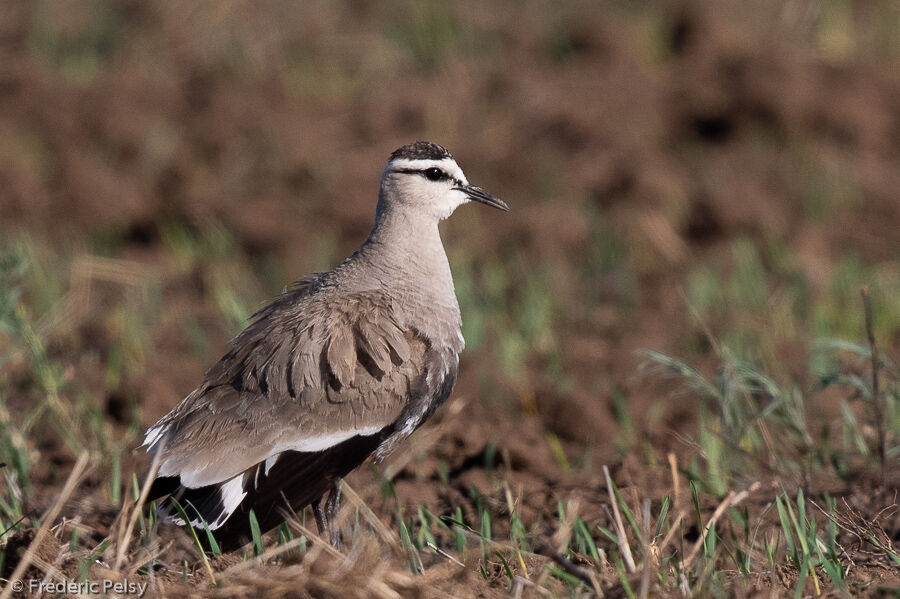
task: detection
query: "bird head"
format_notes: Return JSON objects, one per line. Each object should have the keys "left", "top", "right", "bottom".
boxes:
{"left": 380, "top": 141, "right": 508, "bottom": 221}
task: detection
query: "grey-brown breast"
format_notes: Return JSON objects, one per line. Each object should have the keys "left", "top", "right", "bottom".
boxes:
{"left": 144, "top": 272, "right": 462, "bottom": 489}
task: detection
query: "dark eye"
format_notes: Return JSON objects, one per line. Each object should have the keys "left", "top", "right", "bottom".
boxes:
{"left": 424, "top": 167, "right": 444, "bottom": 181}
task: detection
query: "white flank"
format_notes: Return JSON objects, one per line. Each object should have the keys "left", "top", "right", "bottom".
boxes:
{"left": 173, "top": 426, "right": 384, "bottom": 488}
{"left": 167, "top": 424, "right": 381, "bottom": 528}
{"left": 276, "top": 426, "right": 383, "bottom": 453}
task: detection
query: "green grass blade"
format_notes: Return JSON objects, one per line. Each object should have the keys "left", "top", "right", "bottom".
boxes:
{"left": 495, "top": 551, "right": 514, "bottom": 583}
{"left": 110, "top": 452, "right": 121, "bottom": 506}
{"left": 168, "top": 497, "right": 218, "bottom": 580}
{"left": 655, "top": 496, "right": 671, "bottom": 537}
{"left": 597, "top": 525, "right": 619, "bottom": 544}
{"left": 610, "top": 476, "right": 644, "bottom": 546}
{"left": 454, "top": 506, "right": 465, "bottom": 554}
{"left": 180, "top": 500, "right": 221, "bottom": 557}
{"left": 784, "top": 493, "right": 810, "bottom": 557}
{"left": 575, "top": 518, "right": 600, "bottom": 562}
{"left": 794, "top": 557, "right": 809, "bottom": 599}
{"left": 614, "top": 556, "right": 636, "bottom": 599}
{"left": 248, "top": 509, "right": 262, "bottom": 557}
{"left": 775, "top": 496, "right": 797, "bottom": 564}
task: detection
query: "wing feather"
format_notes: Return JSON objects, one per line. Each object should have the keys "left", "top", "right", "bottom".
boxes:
{"left": 382, "top": 319, "right": 411, "bottom": 364}
{"left": 325, "top": 321, "right": 356, "bottom": 389}
{"left": 145, "top": 284, "right": 431, "bottom": 488}
{"left": 355, "top": 317, "right": 391, "bottom": 377}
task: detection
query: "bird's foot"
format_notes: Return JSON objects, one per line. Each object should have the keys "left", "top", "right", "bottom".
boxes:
{"left": 313, "top": 480, "right": 343, "bottom": 549}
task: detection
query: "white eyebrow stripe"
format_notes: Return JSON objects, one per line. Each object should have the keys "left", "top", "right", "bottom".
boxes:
{"left": 387, "top": 158, "right": 468, "bottom": 185}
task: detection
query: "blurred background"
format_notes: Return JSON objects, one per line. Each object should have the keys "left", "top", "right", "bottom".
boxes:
{"left": 0, "top": 0, "right": 898, "bottom": 592}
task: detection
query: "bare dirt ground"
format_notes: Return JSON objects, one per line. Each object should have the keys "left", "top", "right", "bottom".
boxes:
{"left": 0, "top": 1, "right": 898, "bottom": 597}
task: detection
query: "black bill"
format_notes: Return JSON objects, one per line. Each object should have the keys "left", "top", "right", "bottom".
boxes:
{"left": 454, "top": 184, "right": 509, "bottom": 211}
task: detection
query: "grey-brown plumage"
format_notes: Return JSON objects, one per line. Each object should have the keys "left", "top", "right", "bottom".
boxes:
{"left": 144, "top": 141, "right": 507, "bottom": 549}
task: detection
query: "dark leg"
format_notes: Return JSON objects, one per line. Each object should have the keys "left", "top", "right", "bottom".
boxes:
{"left": 312, "top": 497, "right": 329, "bottom": 543}
{"left": 324, "top": 479, "right": 342, "bottom": 547}
{"left": 312, "top": 479, "right": 343, "bottom": 548}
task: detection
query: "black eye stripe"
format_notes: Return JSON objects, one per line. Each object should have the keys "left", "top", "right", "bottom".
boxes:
{"left": 395, "top": 167, "right": 452, "bottom": 181}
